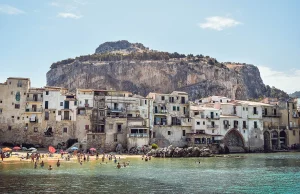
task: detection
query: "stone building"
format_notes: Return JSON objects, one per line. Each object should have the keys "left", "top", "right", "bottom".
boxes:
{"left": 148, "top": 91, "right": 191, "bottom": 147}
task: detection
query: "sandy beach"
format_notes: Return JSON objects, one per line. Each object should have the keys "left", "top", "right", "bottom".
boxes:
{"left": 0, "top": 150, "right": 142, "bottom": 164}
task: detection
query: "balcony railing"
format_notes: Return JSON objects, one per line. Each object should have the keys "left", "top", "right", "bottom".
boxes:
{"left": 205, "top": 115, "right": 220, "bottom": 119}
{"left": 107, "top": 108, "right": 125, "bottom": 112}
{"left": 26, "top": 97, "right": 42, "bottom": 102}
{"left": 207, "top": 125, "right": 219, "bottom": 129}
{"left": 262, "top": 113, "right": 281, "bottom": 117}
{"left": 154, "top": 110, "right": 168, "bottom": 114}
{"left": 25, "top": 108, "right": 43, "bottom": 112}
{"left": 62, "top": 116, "right": 71, "bottom": 120}
{"left": 129, "top": 133, "right": 149, "bottom": 138}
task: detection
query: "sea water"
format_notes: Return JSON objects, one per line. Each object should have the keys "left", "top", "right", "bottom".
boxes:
{"left": 1, "top": 153, "right": 300, "bottom": 193}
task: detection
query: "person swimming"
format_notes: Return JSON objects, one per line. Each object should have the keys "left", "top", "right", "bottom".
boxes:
{"left": 48, "top": 165, "right": 53, "bottom": 170}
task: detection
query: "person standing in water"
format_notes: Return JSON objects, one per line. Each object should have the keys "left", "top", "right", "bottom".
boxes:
{"left": 40, "top": 161, "right": 44, "bottom": 167}
{"left": 117, "top": 162, "right": 121, "bottom": 169}
{"left": 34, "top": 161, "right": 37, "bottom": 169}
{"left": 57, "top": 159, "right": 60, "bottom": 167}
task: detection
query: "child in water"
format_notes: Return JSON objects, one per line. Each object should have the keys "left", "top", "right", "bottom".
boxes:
{"left": 40, "top": 161, "right": 44, "bottom": 167}
{"left": 48, "top": 165, "right": 53, "bottom": 170}
{"left": 57, "top": 159, "right": 60, "bottom": 167}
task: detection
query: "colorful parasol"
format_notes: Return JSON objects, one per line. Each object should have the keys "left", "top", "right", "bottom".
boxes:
{"left": 49, "top": 146, "right": 56, "bottom": 153}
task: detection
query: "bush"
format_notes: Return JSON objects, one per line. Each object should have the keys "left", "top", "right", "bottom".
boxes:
{"left": 151, "top": 143, "right": 158, "bottom": 150}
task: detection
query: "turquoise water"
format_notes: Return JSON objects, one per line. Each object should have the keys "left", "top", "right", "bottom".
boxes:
{"left": 1, "top": 153, "right": 300, "bottom": 193}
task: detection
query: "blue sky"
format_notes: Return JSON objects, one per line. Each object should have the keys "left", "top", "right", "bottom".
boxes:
{"left": 0, "top": 0, "right": 299, "bottom": 93}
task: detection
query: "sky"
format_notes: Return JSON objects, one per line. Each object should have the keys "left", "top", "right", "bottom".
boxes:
{"left": 0, "top": 0, "right": 299, "bottom": 93}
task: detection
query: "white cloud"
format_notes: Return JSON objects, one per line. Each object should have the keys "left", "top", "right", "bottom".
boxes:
{"left": 199, "top": 16, "right": 241, "bottom": 31}
{"left": 0, "top": 4, "right": 25, "bottom": 15}
{"left": 258, "top": 66, "right": 300, "bottom": 93}
{"left": 57, "top": 12, "right": 82, "bottom": 19}
{"left": 50, "top": 2, "right": 60, "bottom": 7}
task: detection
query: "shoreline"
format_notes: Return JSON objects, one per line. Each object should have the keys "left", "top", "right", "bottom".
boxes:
{"left": 1, "top": 150, "right": 299, "bottom": 164}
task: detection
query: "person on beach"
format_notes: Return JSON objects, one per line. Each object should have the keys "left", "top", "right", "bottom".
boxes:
{"left": 34, "top": 162, "right": 37, "bottom": 169}
{"left": 117, "top": 162, "right": 121, "bottom": 169}
{"left": 145, "top": 157, "right": 148, "bottom": 162}
{"left": 80, "top": 161, "right": 83, "bottom": 165}
{"left": 96, "top": 153, "right": 99, "bottom": 160}
{"left": 26, "top": 153, "right": 29, "bottom": 160}
{"left": 40, "top": 161, "right": 44, "bottom": 167}
{"left": 84, "top": 155, "right": 86, "bottom": 162}
{"left": 87, "top": 154, "right": 90, "bottom": 162}
{"left": 57, "top": 159, "right": 60, "bottom": 167}
{"left": 149, "top": 156, "right": 151, "bottom": 160}
{"left": 1, "top": 152, "right": 4, "bottom": 161}
{"left": 48, "top": 165, "right": 53, "bottom": 170}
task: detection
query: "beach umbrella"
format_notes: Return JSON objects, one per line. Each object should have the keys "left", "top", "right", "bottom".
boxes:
{"left": 49, "top": 146, "right": 56, "bottom": 153}
{"left": 13, "top": 146, "right": 21, "bottom": 150}
{"left": 2, "top": 147, "right": 12, "bottom": 152}
{"left": 90, "top": 148, "right": 96, "bottom": 151}
{"left": 28, "top": 147, "right": 36, "bottom": 151}
{"left": 70, "top": 147, "right": 78, "bottom": 150}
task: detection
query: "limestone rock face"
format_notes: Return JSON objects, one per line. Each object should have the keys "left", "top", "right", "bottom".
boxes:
{"left": 47, "top": 41, "right": 287, "bottom": 100}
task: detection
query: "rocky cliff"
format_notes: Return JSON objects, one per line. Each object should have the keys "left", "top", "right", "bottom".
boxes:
{"left": 47, "top": 40, "right": 288, "bottom": 100}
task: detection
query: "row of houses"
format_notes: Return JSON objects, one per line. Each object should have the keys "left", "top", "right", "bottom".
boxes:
{"left": 0, "top": 77, "right": 299, "bottom": 153}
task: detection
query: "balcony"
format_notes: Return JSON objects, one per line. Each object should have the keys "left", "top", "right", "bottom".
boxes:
{"left": 206, "top": 115, "right": 220, "bottom": 120}
{"left": 107, "top": 107, "right": 125, "bottom": 113}
{"left": 207, "top": 125, "right": 219, "bottom": 129}
{"left": 154, "top": 110, "right": 168, "bottom": 114}
{"left": 85, "top": 104, "right": 90, "bottom": 107}
{"left": 129, "top": 133, "right": 149, "bottom": 138}
{"left": 62, "top": 116, "right": 72, "bottom": 121}
{"left": 262, "top": 113, "right": 281, "bottom": 117}
{"left": 26, "top": 97, "right": 42, "bottom": 102}
{"left": 25, "top": 108, "right": 43, "bottom": 113}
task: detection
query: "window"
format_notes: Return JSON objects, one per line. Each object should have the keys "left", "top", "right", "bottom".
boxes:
{"left": 60, "top": 102, "right": 63, "bottom": 106}
{"left": 0, "top": 100, "right": 2, "bottom": 103}
{"left": 203, "top": 121, "right": 205, "bottom": 125}
{"left": 243, "top": 107, "right": 245, "bottom": 111}
{"left": 177, "top": 106, "right": 180, "bottom": 111}
{"left": 244, "top": 130, "right": 246, "bottom": 133}
{"left": 8, "top": 126, "right": 12, "bottom": 130}
{"left": 11, "top": 116, "right": 14, "bottom": 119}
{"left": 34, "top": 127, "right": 38, "bottom": 132}
{"left": 293, "top": 130, "right": 296, "bottom": 136}
{"left": 53, "top": 111, "right": 55, "bottom": 114}
{"left": 117, "top": 124, "right": 122, "bottom": 132}
{"left": 0, "top": 108, "right": 2, "bottom": 114}
{"left": 85, "top": 125, "right": 89, "bottom": 130}
{"left": 114, "top": 134, "right": 118, "bottom": 142}
{"left": 212, "top": 130, "right": 214, "bottom": 133}
{"left": 246, "top": 108, "right": 248, "bottom": 111}
{"left": 109, "top": 124, "right": 113, "bottom": 129}
{"left": 161, "top": 96, "right": 165, "bottom": 101}
{"left": 145, "top": 100, "right": 147, "bottom": 105}
{"left": 58, "top": 111, "right": 61, "bottom": 115}
{"left": 220, "top": 99, "right": 222, "bottom": 103}
{"left": 17, "top": 80, "right": 22, "bottom": 87}
{"left": 74, "top": 101, "right": 77, "bottom": 106}
{"left": 168, "top": 131, "right": 171, "bottom": 135}
{"left": 243, "top": 121, "right": 247, "bottom": 128}
{"left": 253, "top": 107, "right": 258, "bottom": 114}
{"left": 45, "top": 112, "right": 49, "bottom": 120}
{"left": 63, "top": 127, "right": 67, "bottom": 133}
{"left": 153, "top": 132, "right": 156, "bottom": 138}
{"left": 254, "top": 121, "right": 258, "bottom": 128}
{"left": 183, "top": 130, "right": 186, "bottom": 136}
{"left": 12, "top": 102, "right": 14, "bottom": 105}
{"left": 173, "top": 106, "right": 176, "bottom": 111}
{"left": 17, "top": 117, "right": 20, "bottom": 120}
{"left": 92, "top": 135, "right": 95, "bottom": 139}
{"left": 197, "top": 122, "right": 200, "bottom": 125}
{"left": 46, "top": 91, "right": 49, "bottom": 95}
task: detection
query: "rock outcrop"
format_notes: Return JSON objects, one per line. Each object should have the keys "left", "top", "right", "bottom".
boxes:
{"left": 147, "top": 145, "right": 213, "bottom": 157}
{"left": 47, "top": 40, "right": 288, "bottom": 100}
